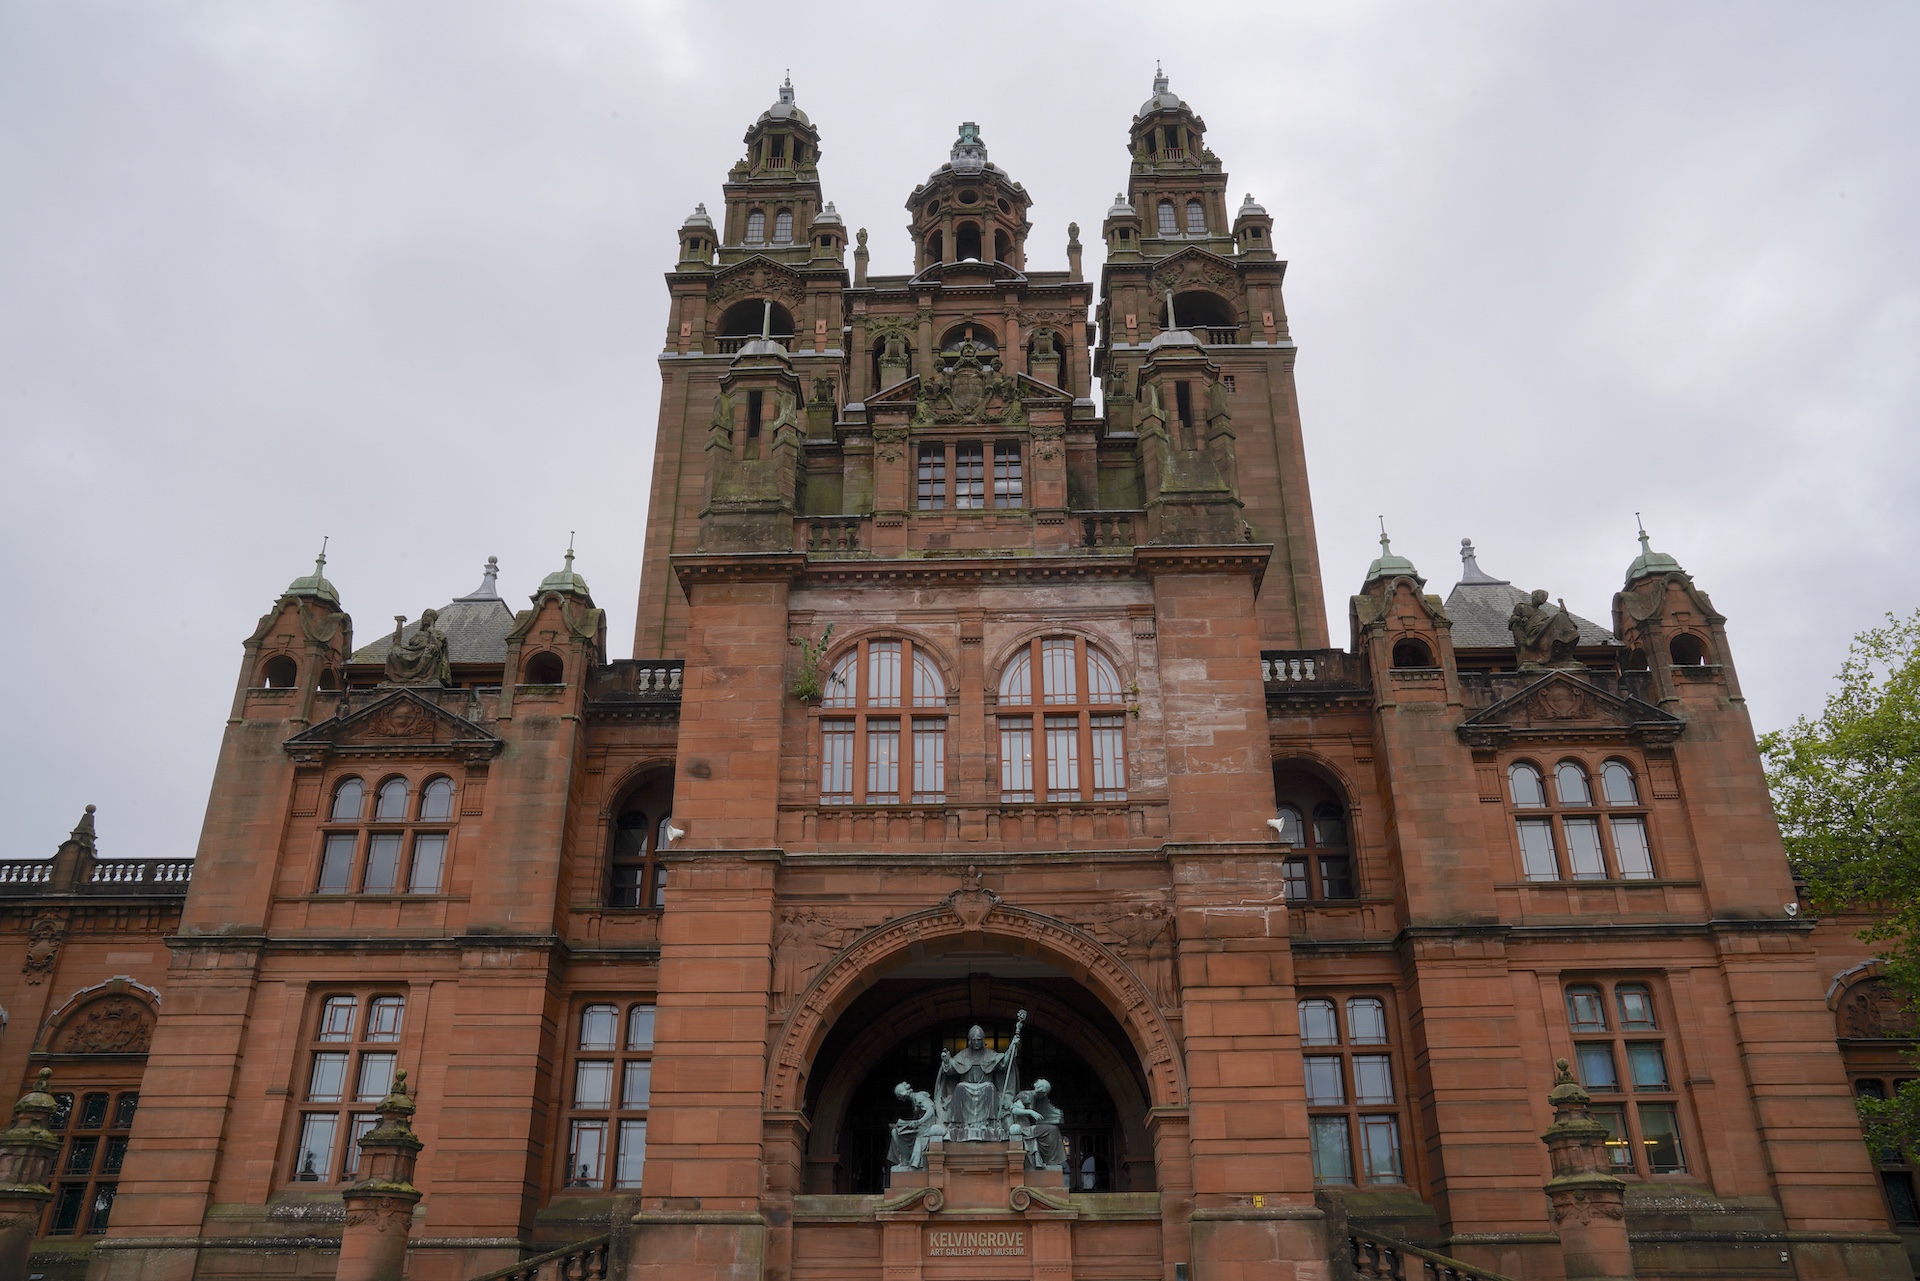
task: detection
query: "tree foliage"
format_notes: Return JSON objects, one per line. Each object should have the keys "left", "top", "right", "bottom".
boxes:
{"left": 1761, "top": 608, "right": 1920, "bottom": 1163}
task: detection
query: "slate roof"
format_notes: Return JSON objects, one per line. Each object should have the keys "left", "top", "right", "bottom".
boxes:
{"left": 1443, "top": 542, "right": 1616, "bottom": 649}
{"left": 349, "top": 561, "right": 518, "bottom": 666}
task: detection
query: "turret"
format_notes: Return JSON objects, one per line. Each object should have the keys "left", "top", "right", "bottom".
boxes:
{"left": 1125, "top": 67, "right": 1232, "bottom": 258}
{"left": 904, "top": 122, "right": 1032, "bottom": 272}
{"left": 678, "top": 203, "right": 716, "bottom": 269}
{"left": 1232, "top": 193, "right": 1274, "bottom": 260}
{"left": 808, "top": 201, "right": 846, "bottom": 263}
{"left": 235, "top": 546, "right": 354, "bottom": 725}
{"left": 1612, "top": 520, "right": 1735, "bottom": 706}
{"left": 719, "top": 77, "right": 827, "bottom": 265}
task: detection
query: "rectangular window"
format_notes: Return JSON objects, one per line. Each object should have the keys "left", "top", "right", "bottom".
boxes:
{"left": 575, "top": 1060, "right": 614, "bottom": 1109}
{"left": 1090, "top": 714, "right": 1127, "bottom": 800}
{"left": 342, "top": 1113, "right": 377, "bottom": 1178}
{"left": 821, "top": 721, "right": 855, "bottom": 804}
{"left": 308, "top": 1053, "right": 348, "bottom": 1103}
{"left": 616, "top": 1119, "right": 647, "bottom": 1189}
{"left": 746, "top": 389, "right": 764, "bottom": 440}
{"left": 1044, "top": 716, "right": 1081, "bottom": 801}
{"left": 623, "top": 1061, "right": 652, "bottom": 1109}
{"left": 409, "top": 833, "right": 446, "bottom": 893}
{"left": 567, "top": 1119, "right": 608, "bottom": 1187}
{"left": 955, "top": 443, "right": 986, "bottom": 508}
{"left": 1000, "top": 717, "right": 1034, "bottom": 802}
{"left": 1517, "top": 818, "right": 1558, "bottom": 881}
{"left": 1175, "top": 381, "right": 1193, "bottom": 431}
{"left": 1359, "top": 1116, "right": 1403, "bottom": 1182}
{"left": 102, "top": 1136, "right": 129, "bottom": 1176}
{"left": 1304, "top": 1056, "right": 1346, "bottom": 1106}
{"left": 1638, "top": 1102, "right": 1686, "bottom": 1173}
{"left": 318, "top": 834, "right": 355, "bottom": 894}
{"left": 1352, "top": 1055, "right": 1395, "bottom": 1105}
{"left": 912, "top": 718, "right": 947, "bottom": 803}
{"left": 1576, "top": 1044, "right": 1618, "bottom": 1092}
{"left": 356, "top": 1053, "right": 396, "bottom": 1102}
{"left": 1627, "top": 1043, "right": 1670, "bottom": 1092}
{"left": 866, "top": 718, "right": 901, "bottom": 804}
{"left": 363, "top": 833, "right": 402, "bottom": 893}
{"left": 1565, "top": 818, "right": 1606, "bottom": 879}
{"left": 993, "top": 442, "right": 1023, "bottom": 508}
{"left": 296, "top": 1114, "right": 338, "bottom": 1181}
{"left": 1318, "top": 855, "right": 1354, "bottom": 900}
{"left": 627, "top": 1005, "right": 656, "bottom": 1051}
{"left": 50, "top": 1184, "right": 86, "bottom": 1234}
{"left": 1309, "top": 1115, "right": 1352, "bottom": 1184}
{"left": 1612, "top": 816, "right": 1654, "bottom": 878}
{"left": 917, "top": 444, "right": 946, "bottom": 509}
{"left": 1591, "top": 1104, "right": 1632, "bottom": 1168}
{"left": 86, "top": 1185, "right": 116, "bottom": 1235}
{"left": 1282, "top": 858, "right": 1309, "bottom": 903}
{"left": 1882, "top": 1172, "right": 1919, "bottom": 1224}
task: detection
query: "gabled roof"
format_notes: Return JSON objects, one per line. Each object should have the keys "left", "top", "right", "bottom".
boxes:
{"left": 1457, "top": 670, "right": 1681, "bottom": 747}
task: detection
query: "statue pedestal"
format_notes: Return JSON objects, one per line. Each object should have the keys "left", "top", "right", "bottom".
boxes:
{"left": 878, "top": 1142, "right": 1074, "bottom": 1280}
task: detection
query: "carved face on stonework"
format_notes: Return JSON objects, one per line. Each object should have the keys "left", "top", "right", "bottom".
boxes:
{"left": 967, "top": 1026, "right": 986, "bottom": 1051}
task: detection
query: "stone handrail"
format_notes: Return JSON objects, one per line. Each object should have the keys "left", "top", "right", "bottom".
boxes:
{"left": 0, "top": 862, "right": 52, "bottom": 886}
{"left": 466, "top": 1233, "right": 611, "bottom": 1281}
{"left": 0, "top": 858, "right": 192, "bottom": 895}
{"left": 1262, "top": 649, "right": 1364, "bottom": 690}
{"left": 712, "top": 334, "right": 794, "bottom": 355}
{"left": 90, "top": 860, "right": 194, "bottom": 885}
{"left": 1348, "top": 1229, "right": 1516, "bottom": 1281}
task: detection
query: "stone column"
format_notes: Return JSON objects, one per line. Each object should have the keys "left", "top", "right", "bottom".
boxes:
{"left": 1541, "top": 1058, "right": 1635, "bottom": 1281}
{"left": 0, "top": 1070, "right": 60, "bottom": 1279}
{"left": 338, "top": 1070, "right": 424, "bottom": 1281}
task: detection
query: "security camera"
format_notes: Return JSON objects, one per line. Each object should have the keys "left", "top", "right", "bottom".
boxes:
{"left": 1783, "top": 903, "right": 1798, "bottom": 918}
{"left": 663, "top": 821, "right": 686, "bottom": 847}
{"left": 1265, "top": 818, "right": 1292, "bottom": 844}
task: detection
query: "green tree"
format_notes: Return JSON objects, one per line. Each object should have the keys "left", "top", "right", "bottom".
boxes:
{"left": 1761, "top": 608, "right": 1920, "bottom": 1164}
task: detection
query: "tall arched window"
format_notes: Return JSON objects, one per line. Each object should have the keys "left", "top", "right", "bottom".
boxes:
{"left": 1274, "top": 764, "right": 1355, "bottom": 901}
{"left": 1185, "top": 200, "right": 1206, "bottom": 234}
{"left": 997, "top": 638, "right": 1127, "bottom": 803}
{"left": 745, "top": 209, "right": 766, "bottom": 242}
{"left": 820, "top": 639, "right": 947, "bottom": 805}
{"left": 955, "top": 222, "right": 982, "bottom": 261}
{"left": 773, "top": 208, "right": 793, "bottom": 242}
{"left": 608, "top": 773, "right": 674, "bottom": 908}
{"left": 1157, "top": 201, "right": 1178, "bottom": 235}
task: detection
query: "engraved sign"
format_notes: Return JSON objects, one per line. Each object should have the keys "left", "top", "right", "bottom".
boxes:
{"left": 927, "top": 1229, "right": 1026, "bottom": 1258}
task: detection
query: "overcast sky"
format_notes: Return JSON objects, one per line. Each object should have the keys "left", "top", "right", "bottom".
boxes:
{"left": 3, "top": 2, "right": 1916, "bottom": 860}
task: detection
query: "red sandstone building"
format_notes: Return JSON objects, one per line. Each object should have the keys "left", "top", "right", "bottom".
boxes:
{"left": 2, "top": 75, "right": 1915, "bottom": 1281}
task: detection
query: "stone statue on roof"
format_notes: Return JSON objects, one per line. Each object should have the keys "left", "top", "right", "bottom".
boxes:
{"left": 385, "top": 609, "right": 451, "bottom": 685}
{"left": 1509, "top": 590, "right": 1582, "bottom": 670}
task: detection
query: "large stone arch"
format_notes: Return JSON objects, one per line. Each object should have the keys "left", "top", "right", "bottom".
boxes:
{"left": 767, "top": 896, "right": 1186, "bottom": 1114}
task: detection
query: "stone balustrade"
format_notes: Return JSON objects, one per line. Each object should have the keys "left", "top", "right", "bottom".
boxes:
{"left": 468, "top": 1233, "right": 611, "bottom": 1281}
{"left": 1079, "top": 511, "right": 1139, "bottom": 549}
{"left": 1261, "top": 649, "right": 1364, "bottom": 691}
{"left": 805, "top": 517, "right": 867, "bottom": 555}
{"left": 0, "top": 857, "right": 192, "bottom": 896}
{"left": 1348, "top": 1229, "right": 1515, "bottom": 1281}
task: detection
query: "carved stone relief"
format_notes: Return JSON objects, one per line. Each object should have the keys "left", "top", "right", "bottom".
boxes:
{"left": 53, "top": 996, "right": 155, "bottom": 1055}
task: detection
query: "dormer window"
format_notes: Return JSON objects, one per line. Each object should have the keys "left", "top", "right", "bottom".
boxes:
{"left": 745, "top": 209, "right": 765, "bottom": 243}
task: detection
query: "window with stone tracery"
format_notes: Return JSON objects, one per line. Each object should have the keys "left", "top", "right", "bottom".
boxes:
{"left": 996, "top": 637, "right": 1127, "bottom": 804}
{"left": 559, "top": 1002, "right": 655, "bottom": 1193}
{"left": 1509, "top": 758, "right": 1656, "bottom": 883}
{"left": 819, "top": 639, "right": 948, "bottom": 805}
{"left": 291, "top": 992, "right": 405, "bottom": 1184}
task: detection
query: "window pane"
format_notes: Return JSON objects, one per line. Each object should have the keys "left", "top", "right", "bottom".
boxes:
{"left": 363, "top": 833, "right": 402, "bottom": 893}
{"left": 1041, "top": 639, "right": 1077, "bottom": 704}
{"left": 1565, "top": 818, "right": 1606, "bottom": 879}
{"left": 1566, "top": 987, "right": 1607, "bottom": 1032}
{"left": 50, "top": 1094, "right": 73, "bottom": 1131}
{"left": 78, "top": 1093, "right": 110, "bottom": 1129}
{"left": 1186, "top": 200, "right": 1206, "bottom": 234}
{"left": 1353, "top": 1055, "right": 1395, "bottom": 1105}
{"left": 912, "top": 718, "right": 947, "bottom": 803}
{"left": 419, "top": 777, "right": 455, "bottom": 821}
{"left": 917, "top": 444, "right": 946, "bottom": 509}
{"left": 1509, "top": 763, "right": 1546, "bottom": 808}
{"left": 1282, "top": 858, "right": 1309, "bottom": 902}
{"left": 1087, "top": 649, "right": 1124, "bottom": 704}
{"left": 1298, "top": 1000, "right": 1338, "bottom": 1046}
{"left": 1157, "top": 201, "right": 1178, "bottom": 236}
{"left": 342, "top": 1113, "right": 377, "bottom": 1178}
{"left": 1627, "top": 1043, "right": 1670, "bottom": 1092}
{"left": 1312, "top": 803, "right": 1347, "bottom": 847}
{"left": 366, "top": 996, "right": 404, "bottom": 1042}
{"left": 1044, "top": 715, "right": 1081, "bottom": 800}
{"left": 616, "top": 1119, "right": 648, "bottom": 1189}
{"left": 866, "top": 718, "right": 902, "bottom": 803}
{"left": 409, "top": 833, "right": 447, "bottom": 893}
{"left": 955, "top": 442, "right": 985, "bottom": 508}
{"left": 993, "top": 441, "right": 1023, "bottom": 508}
{"left": 102, "top": 1136, "right": 130, "bottom": 1176}
{"left": 319, "top": 996, "right": 357, "bottom": 1041}
{"left": 67, "top": 1136, "right": 100, "bottom": 1175}
{"left": 1347, "top": 998, "right": 1388, "bottom": 1045}
{"left": 86, "top": 1183, "right": 119, "bottom": 1235}
{"left": 774, "top": 209, "right": 793, "bottom": 241}
{"left": 650, "top": 863, "right": 668, "bottom": 909}
{"left": 357, "top": 1053, "right": 396, "bottom": 1102}
{"left": 375, "top": 779, "right": 408, "bottom": 820}
{"left": 1309, "top": 1115, "right": 1352, "bottom": 1184}
{"left": 1517, "top": 818, "right": 1558, "bottom": 881}
{"left": 50, "top": 1184, "right": 86, "bottom": 1234}
{"left": 1602, "top": 761, "right": 1640, "bottom": 806}
{"left": 1360, "top": 1115, "right": 1403, "bottom": 1183}
{"left": 627, "top": 1005, "right": 657, "bottom": 1051}
{"left": 1612, "top": 817, "right": 1654, "bottom": 879}
{"left": 1639, "top": 1102, "right": 1686, "bottom": 1172}
{"left": 868, "top": 641, "right": 901, "bottom": 708}
{"left": 911, "top": 650, "right": 944, "bottom": 707}
{"left": 318, "top": 834, "right": 356, "bottom": 894}
{"left": 297, "top": 1113, "right": 338, "bottom": 1181}
{"left": 1318, "top": 855, "right": 1354, "bottom": 900}
{"left": 111, "top": 1093, "right": 139, "bottom": 1130}
{"left": 567, "top": 1119, "right": 607, "bottom": 1187}
{"left": 821, "top": 721, "right": 855, "bottom": 803}
{"left": 822, "top": 653, "right": 857, "bottom": 708}
{"left": 1576, "top": 1044, "right": 1618, "bottom": 1092}
{"left": 1592, "top": 1104, "right": 1633, "bottom": 1168}
{"left": 580, "top": 1005, "right": 618, "bottom": 1052}
{"left": 1273, "top": 805, "right": 1305, "bottom": 846}
{"left": 623, "top": 1061, "right": 652, "bottom": 1109}
{"left": 999, "top": 648, "right": 1032, "bottom": 704}
{"left": 331, "top": 778, "right": 365, "bottom": 821}
{"left": 1882, "top": 1172, "right": 1919, "bottom": 1225}
{"left": 1304, "top": 1056, "right": 1346, "bottom": 1106}
{"left": 1555, "top": 762, "right": 1592, "bottom": 806}
{"left": 1090, "top": 714, "right": 1126, "bottom": 800}
{"left": 308, "top": 1053, "right": 348, "bottom": 1103}
{"left": 1000, "top": 717, "right": 1034, "bottom": 802}
{"left": 576, "top": 1060, "right": 614, "bottom": 1109}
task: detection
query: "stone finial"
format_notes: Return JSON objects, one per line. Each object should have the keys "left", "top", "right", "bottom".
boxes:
{"left": 1542, "top": 1058, "right": 1634, "bottom": 1280}
{"left": 70, "top": 805, "right": 97, "bottom": 849}
{"left": 337, "top": 1069, "right": 423, "bottom": 1281}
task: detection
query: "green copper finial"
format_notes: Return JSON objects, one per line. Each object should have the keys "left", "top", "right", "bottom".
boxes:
{"left": 1625, "top": 513, "right": 1683, "bottom": 585}
{"left": 537, "top": 533, "right": 591, "bottom": 600}
{"left": 1365, "top": 517, "right": 1420, "bottom": 584}
{"left": 284, "top": 537, "right": 340, "bottom": 606}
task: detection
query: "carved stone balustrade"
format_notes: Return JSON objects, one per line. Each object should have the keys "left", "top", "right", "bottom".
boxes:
{"left": 1262, "top": 649, "right": 1365, "bottom": 695}
{"left": 804, "top": 517, "right": 868, "bottom": 556}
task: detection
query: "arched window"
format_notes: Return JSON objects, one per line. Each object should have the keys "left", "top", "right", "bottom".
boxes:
{"left": 261, "top": 655, "right": 298, "bottom": 688}
{"left": 1185, "top": 200, "right": 1206, "bottom": 234}
{"left": 608, "top": 773, "right": 673, "bottom": 908}
{"left": 1157, "top": 201, "right": 1178, "bottom": 235}
{"left": 1273, "top": 765, "right": 1355, "bottom": 901}
{"left": 523, "top": 651, "right": 565, "bottom": 685}
{"left": 1511, "top": 757, "right": 1655, "bottom": 882}
{"left": 331, "top": 778, "right": 365, "bottom": 822}
{"left": 926, "top": 230, "right": 944, "bottom": 263}
{"left": 997, "top": 638, "right": 1127, "bottom": 803}
{"left": 1390, "top": 638, "right": 1433, "bottom": 668}
{"left": 39, "top": 989, "right": 155, "bottom": 1236}
{"left": 994, "top": 228, "right": 1012, "bottom": 262}
{"left": 773, "top": 208, "right": 793, "bottom": 242}
{"left": 955, "top": 222, "right": 982, "bottom": 261}
{"left": 561, "top": 1000, "right": 655, "bottom": 1191}
{"left": 1274, "top": 804, "right": 1306, "bottom": 847}
{"left": 375, "top": 779, "right": 409, "bottom": 821}
{"left": 419, "top": 777, "right": 455, "bottom": 822}
{"left": 1669, "top": 633, "right": 1709, "bottom": 666}
{"left": 820, "top": 639, "right": 947, "bottom": 805}
{"left": 318, "top": 773, "right": 454, "bottom": 895}
{"left": 716, "top": 300, "right": 795, "bottom": 340}
{"left": 745, "top": 209, "right": 765, "bottom": 242}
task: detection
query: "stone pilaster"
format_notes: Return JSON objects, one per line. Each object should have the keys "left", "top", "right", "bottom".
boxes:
{"left": 0, "top": 1070, "right": 60, "bottom": 1278}
{"left": 338, "top": 1070, "right": 424, "bottom": 1281}
{"left": 1541, "top": 1058, "right": 1634, "bottom": 1281}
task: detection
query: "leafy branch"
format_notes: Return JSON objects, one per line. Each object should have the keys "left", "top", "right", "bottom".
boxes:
{"left": 790, "top": 623, "right": 836, "bottom": 703}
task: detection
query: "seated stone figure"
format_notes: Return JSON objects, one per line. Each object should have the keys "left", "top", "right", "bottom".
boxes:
{"left": 385, "top": 609, "right": 451, "bottom": 685}
{"left": 887, "top": 1081, "right": 939, "bottom": 1171}
{"left": 936, "top": 1023, "right": 1017, "bottom": 1142}
{"left": 1008, "top": 1079, "right": 1068, "bottom": 1171}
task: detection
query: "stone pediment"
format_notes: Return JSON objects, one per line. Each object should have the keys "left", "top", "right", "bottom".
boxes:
{"left": 1457, "top": 671, "right": 1681, "bottom": 748}
{"left": 285, "top": 688, "right": 503, "bottom": 764}
{"left": 709, "top": 257, "right": 806, "bottom": 307}
{"left": 1148, "top": 246, "right": 1240, "bottom": 295}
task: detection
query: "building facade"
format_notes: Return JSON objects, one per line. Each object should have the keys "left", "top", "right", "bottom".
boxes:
{"left": 2, "top": 74, "right": 1915, "bottom": 1281}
